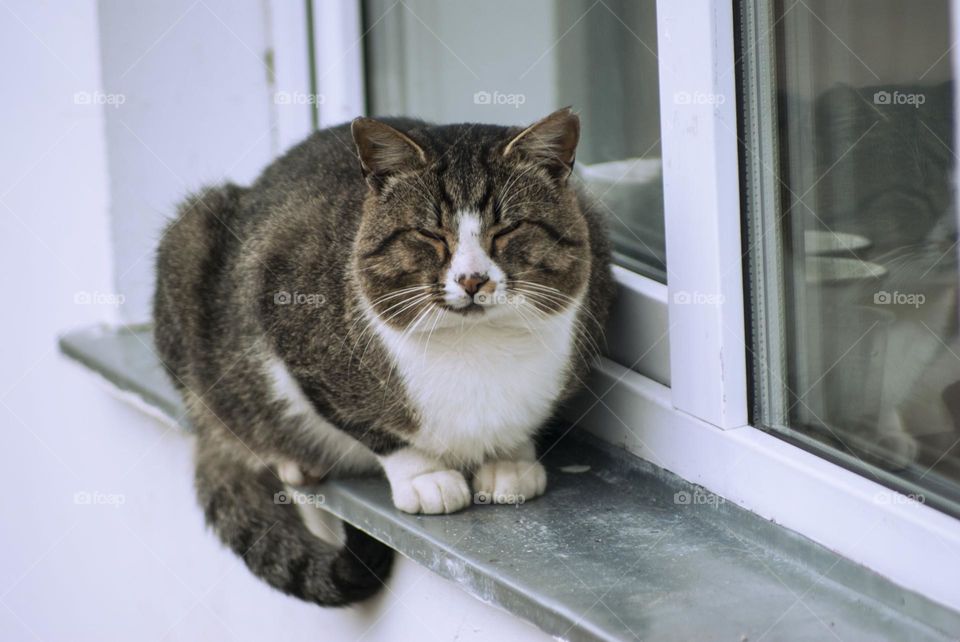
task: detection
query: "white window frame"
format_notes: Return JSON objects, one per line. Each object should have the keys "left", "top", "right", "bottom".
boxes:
{"left": 309, "top": 0, "right": 366, "bottom": 129}
{"left": 270, "top": 0, "right": 366, "bottom": 145}
{"left": 326, "top": 0, "right": 960, "bottom": 613}
{"left": 574, "top": 0, "right": 960, "bottom": 614}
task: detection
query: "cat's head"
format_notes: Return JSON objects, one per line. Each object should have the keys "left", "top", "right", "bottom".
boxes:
{"left": 351, "top": 108, "right": 591, "bottom": 331}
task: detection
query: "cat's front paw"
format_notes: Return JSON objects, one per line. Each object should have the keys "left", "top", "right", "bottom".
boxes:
{"left": 391, "top": 470, "right": 471, "bottom": 515}
{"left": 276, "top": 460, "right": 327, "bottom": 486}
{"left": 472, "top": 460, "right": 547, "bottom": 505}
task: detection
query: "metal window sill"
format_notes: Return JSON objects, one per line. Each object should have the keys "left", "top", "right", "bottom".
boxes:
{"left": 59, "top": 324, "right": 960, "bottom": 642}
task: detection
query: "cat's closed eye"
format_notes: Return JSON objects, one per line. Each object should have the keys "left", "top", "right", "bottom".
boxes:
{"left": 492, "top": 221, "right": 522, "bottom": 240}
{"left": 490, "top": 221, "right": 523, "bottom": 255}
{"left": 415, "top": 228, "right": 446, "bottom": 244}
{"left": 491, "top": 221, "right": 524, "bottom": 254}
{"left": 414, "top": 228, "right": 449, "bottom": 260}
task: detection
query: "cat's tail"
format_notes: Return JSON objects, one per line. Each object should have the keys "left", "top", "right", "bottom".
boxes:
{"left": 194, "top": 436, "right": 393, "bottom": 606}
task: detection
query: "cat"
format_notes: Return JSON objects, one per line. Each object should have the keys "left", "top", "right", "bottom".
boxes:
{"left": 789, "top": 82, "right": 960, "bottom": 471}
{"left": 153, "top": 107, "right": 616, "bottom": 606}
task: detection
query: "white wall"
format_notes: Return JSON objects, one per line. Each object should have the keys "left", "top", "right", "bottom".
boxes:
{"left": 97, "top": 0, "right": 296, "bottom": 322}
{"left": 0, "top": 2, "right": 548, "bottom": 640}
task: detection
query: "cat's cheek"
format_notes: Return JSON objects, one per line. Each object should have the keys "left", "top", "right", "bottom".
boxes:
{"left": 402, "top": 242, "right": 446, "bottom": 274}
{"left": 380, "top": 247, "right": 426, "bottom": 277}
{"left": 496, "top": 239, "right": 532, "bottom": 271}
{"left": 502, "top": 232, "right": 568, "bottom": 274}
{"left": 517, "top": 245, "right": 567, "bottom": 276}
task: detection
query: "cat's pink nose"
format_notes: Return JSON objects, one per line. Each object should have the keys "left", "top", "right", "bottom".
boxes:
{"left": 458, "top": 273, "right": 489, "bottom": 296}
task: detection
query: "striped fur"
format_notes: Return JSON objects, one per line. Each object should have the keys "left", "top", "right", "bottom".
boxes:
{"left": 153, "top": 109, "right": 615, "bottom": 606}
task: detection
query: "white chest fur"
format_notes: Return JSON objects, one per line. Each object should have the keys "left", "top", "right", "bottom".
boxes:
{"left": 371, "top": 306, "right": 580, "bottom": 466}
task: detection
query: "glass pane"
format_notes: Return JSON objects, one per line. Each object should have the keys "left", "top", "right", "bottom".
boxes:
{"left": 362, "top": 0, "right": 666, "bottom": 281}
{"left": 750, "top": 0, "right": 960, "bottom": 512}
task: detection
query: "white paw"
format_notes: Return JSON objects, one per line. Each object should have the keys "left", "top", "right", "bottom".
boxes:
{"left": 391, "top": 470, "right": 471, "bottom": 515}
{"left": 472, "top": 460, "right": 547, "bottom": 505}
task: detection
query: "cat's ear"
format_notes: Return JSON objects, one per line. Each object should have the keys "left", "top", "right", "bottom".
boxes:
{"left": 503, "top": 107, "right": 580, "bottom": 182}
{"left": 351, "top": 117, "right": 428, "bottom": 192}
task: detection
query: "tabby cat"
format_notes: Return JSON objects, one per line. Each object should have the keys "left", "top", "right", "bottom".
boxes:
{"left": 801, "top": 82, "right": 959, "bottom": 470}
{"left": 153, "top": 108, "right": 615, "bottom": 606}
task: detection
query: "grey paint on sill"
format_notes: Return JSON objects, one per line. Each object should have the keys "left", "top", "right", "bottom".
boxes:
{"left": 60, "top": 324, "right": 960, "bottom": 641}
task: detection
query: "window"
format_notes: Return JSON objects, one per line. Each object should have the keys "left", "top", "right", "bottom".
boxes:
{"left": 361, "top": 0, "right": 666, "bottom": 282}
{"left": 41, "top": 0, "right": 955, "bottom": 622}
{"left": 744, "top": 0, "right": 960, "bottom": 516}
{"left": 352, "top": 0, "right": 960, "bottom": 611}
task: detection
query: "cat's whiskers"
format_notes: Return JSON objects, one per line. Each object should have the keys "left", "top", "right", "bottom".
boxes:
{"left": 349, "top": 291, "right": 435, "bottom": 370}
{"left": 395, "top": 302, "right": 439, "bottom": 364}
{"left": 506, "top": 305, "right": 554, "bottom": 364}
{"left": 512, "top": 279, "right": 597, "bottom": 318}
{"left": 419, "top": 305, "right": 446, "bottom": 359}
{"left": 497, "top": 161, "right": 535, "bottom": 206}
{"left": 498, "top": 162, "right": 547, "bottom": 212}
{"left": 496, "top": 200, "right": 556, "bottom": 210}
{"left": 376, "top": 303, "right": 438, "bottom": 407}
{"left": 412, "top": 172, "right": 442, "bottom": 216}
{"left": 509, "top": 285, "right": 602, "bottom": 361}
{"left": 378, "top": 292, "right": 437, "bottom": 324}
{"left": 498, "top": 184, "right": 543, "bottom": 213}
{"left": 500, "top": 174, "right": 540, "bottom": 210}
{"left": 871, "top": 244, "right": 919, "bottom": 264}
{"left": 863, "top": 245, "right": 918, "bottom": 277}
{"left": 508, "top": 279, "right": 604, "bottom": 333}
{"left": 391, "top": 171, "right": 440, "bottom": 219}
{"left": 338, "top": 284, "right": 435, "bottom": 356}
{"left": 511, "top": 298, "right": 598, "bottom": 376}
{"left": 369, "top": 284, "right": 435, "bottom": 307}
{"left": 392, "top": 173, "right": 434, "bottom": 208}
